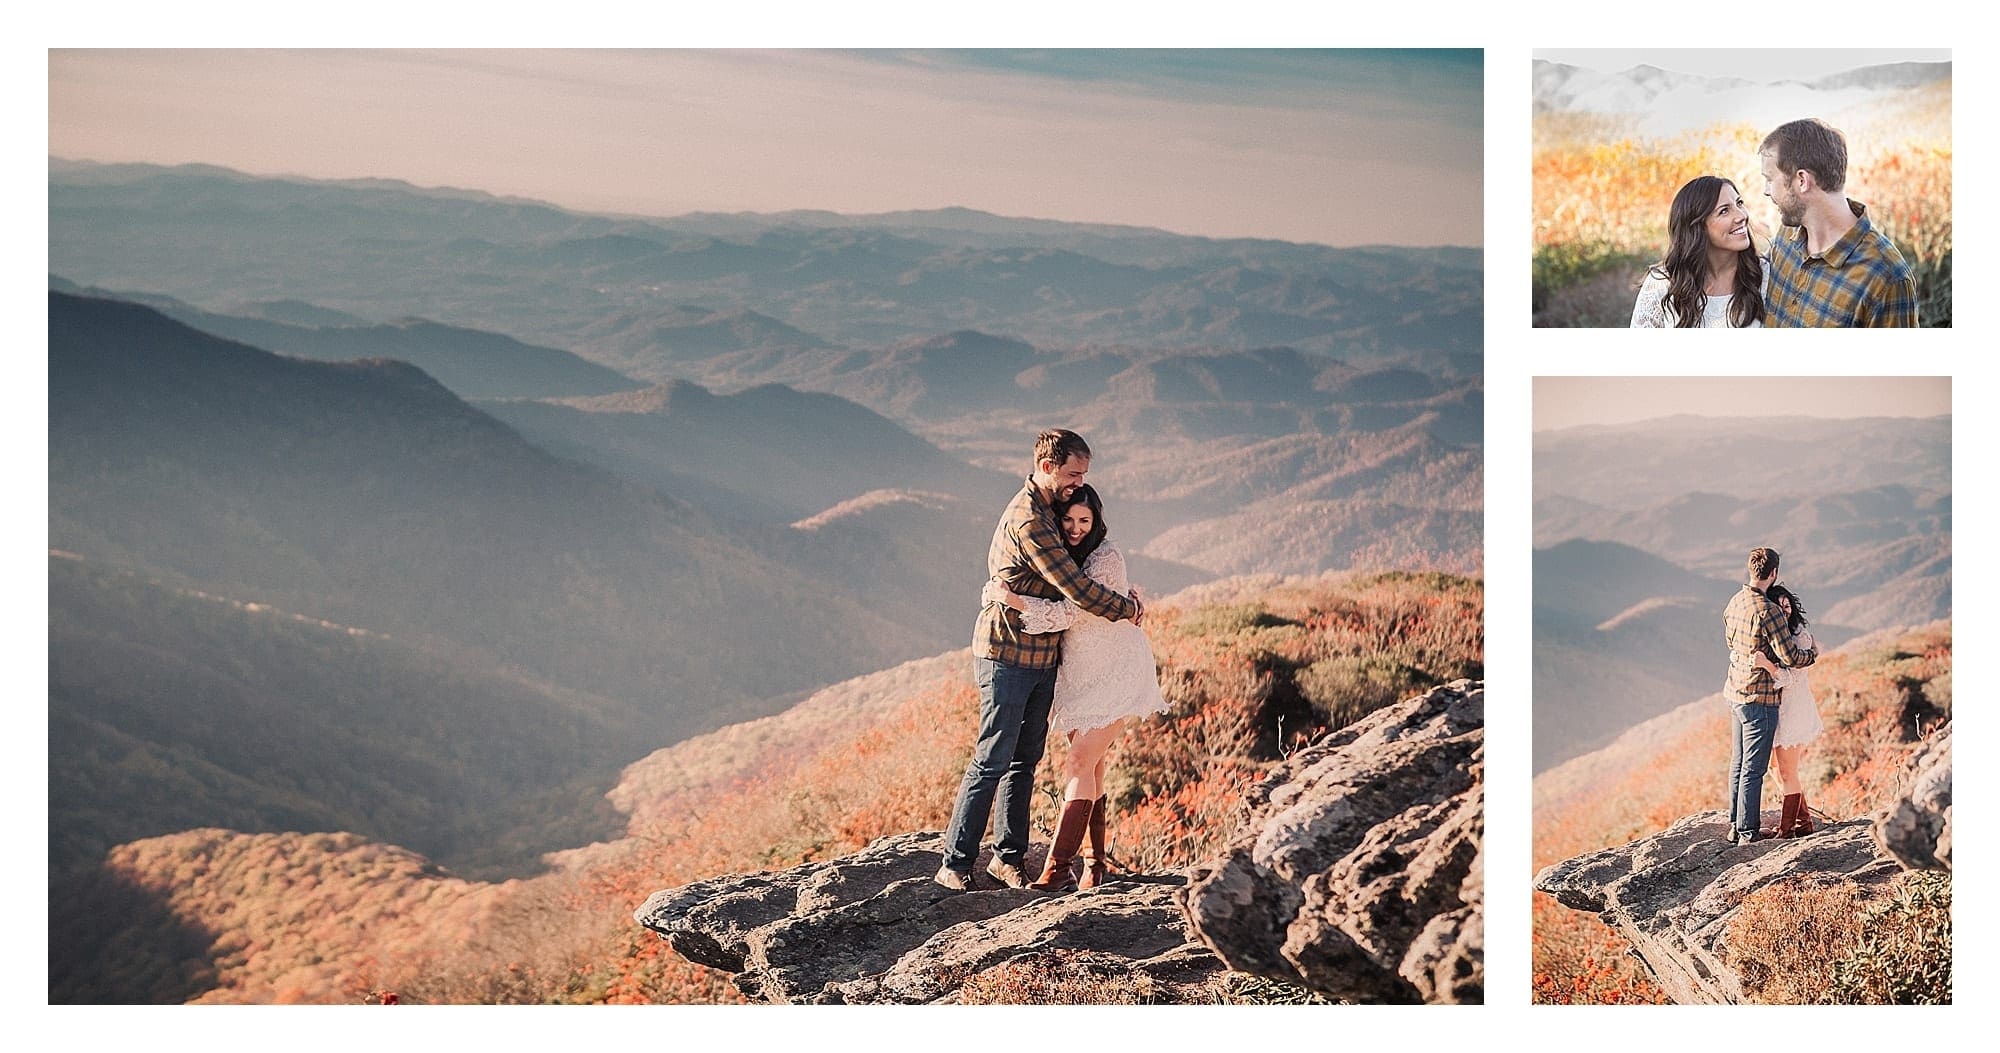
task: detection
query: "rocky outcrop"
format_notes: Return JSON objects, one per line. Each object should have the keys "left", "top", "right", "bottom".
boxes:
{"left": 1179, "top": 679, "right": 1484, "bottom": 1004}
{"left": 632, "top": 831, "right": 1224, "bottom": 1003}
{"left": 1535, "top": 812, "right": 1902, "bottom": 1004}
{"left": 1875, "top": 726, "right": 1952, "bottom": 871}
{"left": 1538, "top": 719, "right": 1955, "bottom": 1004}
{"left": 634, "top": 679, "right": 1485, "bottom": 1004}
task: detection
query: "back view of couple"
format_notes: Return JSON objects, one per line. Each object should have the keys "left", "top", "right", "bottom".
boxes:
{"left": 1722, "top": 546, "right": 1827, "bottom": 845}
{"left": 934, "top": 428, "right": 1168, "bottom": 893}
{"left": 1631, "top": 117, "right": 1919, "bottom": 328}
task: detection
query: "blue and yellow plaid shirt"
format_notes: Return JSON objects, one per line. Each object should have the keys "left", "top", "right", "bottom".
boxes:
{"left": 974, "top": 478, "right": 1138, "bottom": 668}
{"left": 1723, "top": 584, "right": 1816, "bottom": 705}
{"left": 1766, "top": 199, "right": 1918, "bottom": 327}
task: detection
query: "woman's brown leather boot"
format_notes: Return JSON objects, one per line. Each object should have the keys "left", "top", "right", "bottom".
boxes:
{"left": 1779, "top": 793, "right": 1802, "bottom": 839}
{"left": 1790, "top": 792, "right": 1816, "bottom": 836}
{"left": 1078, "top": 797, "right": 1109, "bottom": 890}
{"left": 1029, "top": 798, "right": 1096, "bottom": 893}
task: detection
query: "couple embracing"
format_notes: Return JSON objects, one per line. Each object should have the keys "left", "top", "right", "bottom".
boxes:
{"left": 1632, "top": 117, "right": 1919, "bottom": 328}
{"left": 934, "top": 428, "right": 1169, "bottom": 893}
{"left": 1723, "top": 547, "right": 1826, "bottom": 845}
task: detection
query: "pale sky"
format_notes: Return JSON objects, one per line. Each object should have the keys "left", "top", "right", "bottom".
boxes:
{"left": 1532, "top": 377, "right": 1951, "bottom": 432}
{"left": 47, "top": 48, "right": 1484, "bottom": 247}
{"left": 1532, "top": 49, "right": 1951, "bottom": 83}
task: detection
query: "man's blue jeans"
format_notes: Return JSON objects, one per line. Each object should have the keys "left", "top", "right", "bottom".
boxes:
{"left": 1729, "top": 702, "right": 1781, "bottom": 837}
{"left": 940, "top": 658, "right": 1057, "bottom": 873}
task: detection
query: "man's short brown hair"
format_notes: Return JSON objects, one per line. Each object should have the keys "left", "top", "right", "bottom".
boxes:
{"left": 1034, "top": 428, "right": 1092, "bottom": 469}
{"left": 1760, "top": 118, "right": 1847, "bottom": 192}
{"left": 1748, "top": 547, "right": 1781, "bottom": 582}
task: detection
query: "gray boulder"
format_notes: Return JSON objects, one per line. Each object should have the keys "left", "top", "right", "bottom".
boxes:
{"left": 1179, "top": 679, "right": 1484, "bottom": 1004}
{"left": 1874, "top": 725, "right": 1951, "bottom": 871}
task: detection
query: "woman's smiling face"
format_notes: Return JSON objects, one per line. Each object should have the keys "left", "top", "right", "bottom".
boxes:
{"left": 1706, "top": 181, "right": 1752, "bottom": 254}
{"left": 1061, "top": 504, "right": 1094, "bottom": 547}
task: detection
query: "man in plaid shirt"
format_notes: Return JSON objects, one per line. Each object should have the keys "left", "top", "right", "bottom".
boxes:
{"left": 1760, "top": 118, "right": 1919, "bottom": 327}
{"left": 1722, "top": 547, "right": 1817, "bottom": 845}
{"left": 936, "top": 429, "right": 1143, "bottom": 890}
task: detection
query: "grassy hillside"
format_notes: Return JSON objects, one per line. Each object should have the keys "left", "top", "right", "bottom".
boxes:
{"left": 62, "top": 571, "right": 1480, "bottom": 1004}
{"left": 1532, "top": 622, "right": 1950, "bottom": 1003}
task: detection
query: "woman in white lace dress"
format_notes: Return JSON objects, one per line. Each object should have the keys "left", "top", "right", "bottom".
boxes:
{"left": 983, "top": 484, "right": 1168, "bottom": 892}
{"left": 1753, "top": 584, "right": 1823, "bottom": 837}
{"left": 1630, "top": 175, "right": 1768, "bottom": 328}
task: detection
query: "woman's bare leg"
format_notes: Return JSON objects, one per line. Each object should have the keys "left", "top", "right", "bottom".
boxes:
{"left": 1063, "top": 722, "right": 1123, "bottom": 801}
{"left": 1773, "top": 744, "right": 1803, "bottom": 796}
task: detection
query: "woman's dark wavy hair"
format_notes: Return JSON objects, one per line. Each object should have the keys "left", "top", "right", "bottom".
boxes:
{"left": 1054, "top": 484, "right": 1109, "bottom": 567}
{"left": 1766, "top": 583, "right": 1809, "bottom": 636}
{"left": 1648, "top": 175, "right": 1765, "bottom": 328}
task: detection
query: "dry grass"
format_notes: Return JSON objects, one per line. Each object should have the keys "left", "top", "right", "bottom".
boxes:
{"left": 1725, "top": 869, "right": 1951, "bottom": 1004}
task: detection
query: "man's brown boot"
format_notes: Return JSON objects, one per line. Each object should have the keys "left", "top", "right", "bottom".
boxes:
{"left": 1028, "top": 798, "right": 1095, "bottom": 893}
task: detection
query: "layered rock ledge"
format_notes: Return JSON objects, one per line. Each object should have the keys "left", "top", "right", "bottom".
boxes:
{"left": 632, "top": 831, "right": 1221, "bottom": 1003}
{"left": 1179, "top": 678, "right": 1484, "bottom": 1004}
{"left": 633, "top": 678, "right": 1485, "bottom": 1004}
{"left": 1536, "top": 725, "right": 1952, "bottom": 1005}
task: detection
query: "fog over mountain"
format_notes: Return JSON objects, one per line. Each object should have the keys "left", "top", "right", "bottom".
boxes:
{"left": 1534, "top": 414, "right": 1948, "bottom": 772}
{"left": 1531, "top": 59, "right": 1953, "bottom": 139}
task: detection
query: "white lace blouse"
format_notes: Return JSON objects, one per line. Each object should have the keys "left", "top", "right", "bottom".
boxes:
{"left": 1008, "top": 543, "right": 1170, "bottom": 733}
{"left": 1630, "top": 262, "right": 1769, "bottom": 328}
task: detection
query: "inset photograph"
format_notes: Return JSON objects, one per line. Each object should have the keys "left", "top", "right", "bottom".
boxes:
{"left": 1530, "top": 377, "right": 1951, "bottom": 1004}
{"left": 1531, "top": 49, "right": 1952, "bottom": 327}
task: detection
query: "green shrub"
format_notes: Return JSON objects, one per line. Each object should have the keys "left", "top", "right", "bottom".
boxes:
{"left": 1177, "top": 603, "right": 1300, "bottom": 638}
{"left": 1922, "top": 671, "right": 1952, "bottom": 718}
{"left": 1297, "top": 655, "right": 1425, "bottom": 729}
{"left": 1828, "top": 870, "right": 1952, "bottom": 1004}
{"left": 1531, "top": 241, "right": 1645, "bottom": 312}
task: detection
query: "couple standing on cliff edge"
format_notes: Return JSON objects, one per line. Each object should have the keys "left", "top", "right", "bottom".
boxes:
{"left": 933, "top": 428, "right": 1169, "bottom": 893}
{"left": 1723, "top": 546, "right": 1827, "bottom": 845}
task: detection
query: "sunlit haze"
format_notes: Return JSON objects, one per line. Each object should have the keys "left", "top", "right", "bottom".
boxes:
{"left": 49, "top": 48, "right": 1483, "bottom": 247}
{"left": 1533, "top": 377, "right": 1950, "bottom": 432}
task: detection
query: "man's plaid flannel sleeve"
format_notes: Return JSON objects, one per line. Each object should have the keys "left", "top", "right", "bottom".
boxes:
{"left": 1856, "top": 271, "right": 1919, "bottom": 328}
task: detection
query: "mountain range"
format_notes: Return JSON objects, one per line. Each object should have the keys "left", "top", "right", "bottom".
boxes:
{"left": 48, "top": 276, "right": 646, "bottom": 400}
{"left": 48, "top": 159, "right": 1481, "bottom": 375}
